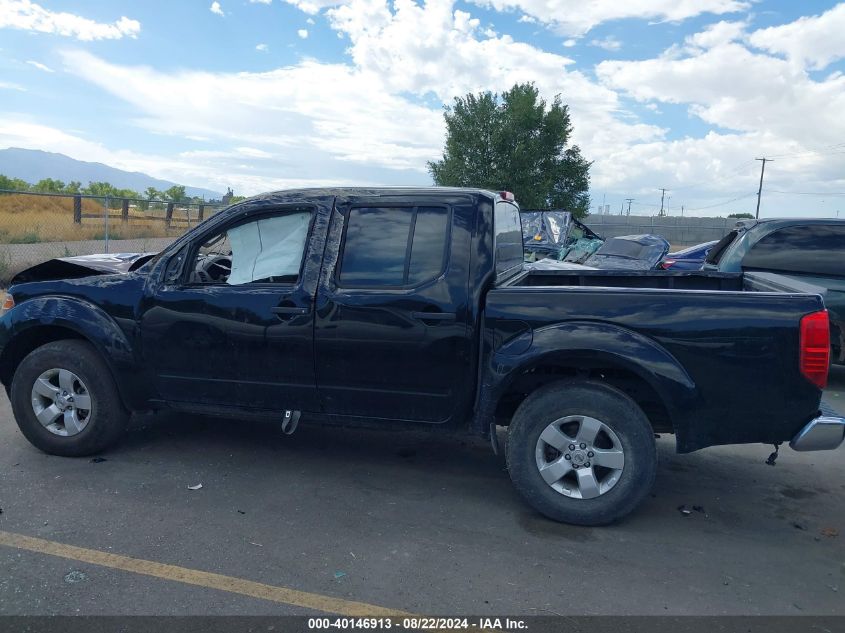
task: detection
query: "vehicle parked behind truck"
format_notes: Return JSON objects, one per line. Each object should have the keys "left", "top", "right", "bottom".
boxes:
{"left": 703, "top": 218, "right": 845, "bottom": 364}
{"left": 1, "top": 188, "right": 843, "bottom": 526}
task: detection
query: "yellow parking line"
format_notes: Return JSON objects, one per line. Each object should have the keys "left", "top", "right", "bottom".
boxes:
{"left": 0, "top": 530, "right": 412, "bottom": 616}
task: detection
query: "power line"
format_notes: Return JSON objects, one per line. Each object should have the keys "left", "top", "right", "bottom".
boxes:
{"left": 767, "top": 140, "right": 845, "bottom": 160}
{"left": 685, "top": 192, "right": 757, "bottom": 211}
{"left": 658, "top": 188, "right": 668, "bottom": 217}
{"left": 625, "top": 198, "right": 634, "bottom": 216}
{"left": 754, "top": 158, "right": 772, "bottom": 219}
{"left": 767, "top": 189, "right": 845, "bottom": 196}
{"left": 668, "top": 158, "right": 757, "bottom": 192}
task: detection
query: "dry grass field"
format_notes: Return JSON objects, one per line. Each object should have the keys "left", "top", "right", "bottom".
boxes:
{"left": 0, "top": 194, "right": 207, "bottom": 244}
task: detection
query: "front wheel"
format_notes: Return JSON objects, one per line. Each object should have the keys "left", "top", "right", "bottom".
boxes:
{"left": 10, "top": 340, "right": 129, "bottom": 456}
{"left": 506, "top": 380, "right": 657, "bottom": 526}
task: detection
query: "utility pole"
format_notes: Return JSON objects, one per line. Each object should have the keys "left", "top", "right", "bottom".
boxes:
{"left": 755, "top": 158, "right": 772, "bottom": 219}
{"left": 658, "top": 188, "right": 668, "bottom": 217}
{"left": 625, "top": 198, "right": 633, "bottom": 216}
{"left": 619, "top": 202, "right": 625, "bottom": 215}
{"left": 681, "top": 205, "right": 685, "bottom": 217}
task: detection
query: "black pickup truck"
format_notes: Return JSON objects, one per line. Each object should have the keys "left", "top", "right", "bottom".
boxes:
{"left": 1, "top": 188, "right": 843, "bottom": 525}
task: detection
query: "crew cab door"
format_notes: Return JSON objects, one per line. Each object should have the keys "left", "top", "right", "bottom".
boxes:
{"left": 314, "top": 194, "right": 475, "bottom": 423}
{"left": 139, "top": 200, "right": 330, "bottom": 413}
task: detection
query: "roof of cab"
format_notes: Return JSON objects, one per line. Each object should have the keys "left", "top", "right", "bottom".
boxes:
{"left": 240, "top": 186, "right": 503, "bottom": 204}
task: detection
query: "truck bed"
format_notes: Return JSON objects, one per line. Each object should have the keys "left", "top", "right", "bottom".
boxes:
{"left": 506, "top": 268, "right": 827, "bottom": 294}
{"left": 486, "top": 268, "right": 827, "bottom": 452}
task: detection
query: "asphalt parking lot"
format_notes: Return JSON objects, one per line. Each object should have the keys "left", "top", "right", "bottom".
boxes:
{"left": 0, "top": 368, "right": 843, "bottom": 616}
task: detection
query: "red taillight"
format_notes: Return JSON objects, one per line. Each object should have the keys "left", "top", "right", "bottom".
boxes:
{"left": 660, "top": 259, "right": 676, "bottom": 270}
{"left": 799, "top": 310, "right": 830, "bottom": 389}
{"left": 500, "top": 191, "right": 515, "bottom": 202}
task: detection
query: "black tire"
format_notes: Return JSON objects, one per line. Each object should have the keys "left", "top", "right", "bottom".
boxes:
{"left": 10, "top": 340, "right": 128, "bottom": 456}
{"left": 507, "top": 380, "right": 657, "bottom": 526}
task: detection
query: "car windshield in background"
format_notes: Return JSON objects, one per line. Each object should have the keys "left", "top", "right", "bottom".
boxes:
{"left": 595, "top": 239, "right": 652, "bottom": 259}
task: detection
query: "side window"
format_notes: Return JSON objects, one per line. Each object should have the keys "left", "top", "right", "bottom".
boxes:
{"left": 743, "top": 225, "right": 845, "bottom": 277}
{"left": 338, "top": 205, "right": 449, "bottom": 287}
{"left": 494, "top": 201, "right": 524, "bottom": 279}
{"left": 191, "top": 209, "right": 311, "bottom": 285}
{"left": 705, "top": 230, "right": 738, "bottom": 265}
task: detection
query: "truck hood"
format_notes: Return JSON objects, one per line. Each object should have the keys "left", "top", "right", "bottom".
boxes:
{"left": 10, "top": 253, "right": 156, "bottom": 284}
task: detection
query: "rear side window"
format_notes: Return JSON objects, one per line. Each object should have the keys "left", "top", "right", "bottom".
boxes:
{"left": 705, "top": 230, "right": 739, "bottom": 265}
{"left": 743, "top": 225, "right": 845, "bottom": 277}
{"left": 494, "top": 201, "right": 524, "bottom": 279}
{"left": 338, "top": 205, "right": 450, "bottom": 287}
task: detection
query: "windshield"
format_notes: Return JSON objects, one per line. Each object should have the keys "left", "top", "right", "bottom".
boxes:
{"left": 594, "top": 239, "right": 652, "bottom": 259}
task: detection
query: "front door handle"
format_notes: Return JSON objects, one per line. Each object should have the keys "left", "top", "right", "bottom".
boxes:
{"left": 411, "top": 311, "right": 456, "bottom": 322}
{"left": 272, "top": 306, "right": 310, "bottom": 316}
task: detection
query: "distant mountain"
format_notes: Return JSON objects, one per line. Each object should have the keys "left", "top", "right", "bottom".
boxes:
{"left": 0, "top": 148, "right": 223, "bottom": 200}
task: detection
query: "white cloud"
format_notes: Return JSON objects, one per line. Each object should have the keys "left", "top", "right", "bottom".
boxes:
{"left": 590, "top": 36, "right": 621, "bottom": 51}
{"left": 59, "top": 49, "right": 444, "bottom": 175}
{"left": 591, "top": 18, "right": 845, "bottom": 204}
{"left": 0, "top": 0, "right": 140, "bottom": 40}
{"left": 464, "top": 0, "right": 749, "bottom": 36}
{"left": 306, "top": 17, "right": 315, "bottom": 24}
{"left": 596, "top": 42, "right": 845, "bottom": 144}
{"left": 210, "top": 2, "right": 225, "bottom": 17}
{"left": 256, "top": 43, "right": 269, "bottom": 51}
{"left": 50, "top": 0, "right": 662, "bottom": 196}
{"left": 235, "top": 146, "right": 274, "bottom": 158}
{"left": 0, "top": 81, "right": 26, "bottom": 91}
{"left": 686, "top": 20, "right": 746, "bottom": 49}
{"left": 748, "top": 3, "right": 845, "bottom": 70}
{"left": 562, "top": 38, "right": 576, "bottom": 47}
{"left": 325, "top": 0, "right": 660, "bottom": 152}
{"left": 249, "top": 0, "right": 272, "bottom": 3}
{"left": 297, "top": 28, "right": 309, "bottom": 38}
{"left": 12, "top": 0, "right": 841, "bottom": 215}
{"left": 0, "top": 117, "right": 377, "bottom": 194}
{"left": 26, "top": 60, "right": 53, "bottom": 72}
{"left": 281, "top": 0, "right": 341, "bottom": 15}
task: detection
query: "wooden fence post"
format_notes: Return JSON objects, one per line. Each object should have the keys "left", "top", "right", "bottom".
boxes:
{"left": 165, "top": 202, "right": 174, "bottom": 228}
{"left": 198, "top": 204, "right": 205, "bottom": 222}
{"left": 121, "top": 199, "right": 129, "bottom": 223}
{"left": 73, "top": 195, "right": 82, "bottom": 224}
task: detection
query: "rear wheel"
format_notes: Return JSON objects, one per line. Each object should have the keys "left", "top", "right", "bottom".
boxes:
{"left": 506, "top": 380, "right": 657, "bottom": 526}
{"left": 10, "top": 340, "right": 128, "bottom": 456}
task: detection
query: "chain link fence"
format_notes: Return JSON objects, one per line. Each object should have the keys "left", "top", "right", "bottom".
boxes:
{"left": 0, "top": 189, "right": 228, "bottom": 284}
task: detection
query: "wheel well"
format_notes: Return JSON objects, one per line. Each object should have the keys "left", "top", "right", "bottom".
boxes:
{"left": 0, "top": 326, "right": 86, "bottom": 389}
{"left": 494, "top": 361, "right": 674, "bottom": 433}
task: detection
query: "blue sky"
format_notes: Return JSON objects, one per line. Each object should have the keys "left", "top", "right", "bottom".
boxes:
{"left": 1, "top": 0, "right": 844, "bottom": 217}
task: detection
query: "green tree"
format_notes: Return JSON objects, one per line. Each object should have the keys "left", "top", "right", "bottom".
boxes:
{"left": 83, "top": 181, "right": 119, "bottom": 197}
{"left": 0, "top": 174, "right": 32, "bottom": 191}
{"left": 33, "top": 178, "right": 66, "bottom": 193}
{"left": 144, "top": 187, "right": 160, "bottom": 200}
{"left": 64, "top": 181, "right": 82, "bottom": 194}
{"left": 165, "top": 185, "right": 186, "bottom": 202}
{"left": 727, "top": 212, "right": 754, "bottom": 219}
{"left": 428, "top": 82, "right": 592, "bottom": 217}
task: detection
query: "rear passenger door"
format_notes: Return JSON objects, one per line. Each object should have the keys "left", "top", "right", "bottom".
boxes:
{"left": 314, "top": 195, "right": 474, "bottom": 423}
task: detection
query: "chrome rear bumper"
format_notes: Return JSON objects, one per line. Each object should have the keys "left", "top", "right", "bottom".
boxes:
{"left": 790, "top": 401, "right": 845, "bottom": 451}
